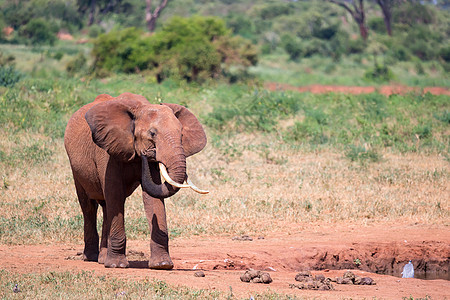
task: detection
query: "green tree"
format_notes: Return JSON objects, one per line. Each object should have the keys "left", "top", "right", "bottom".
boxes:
{"left": 19, "top": 18, "right": 58, "bottom": 46}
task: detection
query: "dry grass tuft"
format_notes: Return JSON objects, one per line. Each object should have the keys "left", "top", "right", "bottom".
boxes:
{"left": 2, "top": 128, "right": 447, "bottom": 244}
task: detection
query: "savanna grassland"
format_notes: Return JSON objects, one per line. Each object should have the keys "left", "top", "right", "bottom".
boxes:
{"left": 0, "top": 38, "right": 449, "bottom": 299}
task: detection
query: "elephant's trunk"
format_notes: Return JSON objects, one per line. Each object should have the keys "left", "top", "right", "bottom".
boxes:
{"left": 141, "top": 153, "right": 186, "bottom": 199}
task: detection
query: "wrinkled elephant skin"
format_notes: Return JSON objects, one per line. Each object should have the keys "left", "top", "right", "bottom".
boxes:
{"left": 64, "top": 93, "right": 207, "bottom": 269}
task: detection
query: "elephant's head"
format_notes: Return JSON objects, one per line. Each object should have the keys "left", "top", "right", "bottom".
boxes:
{"left": 84, "top": 93, "right": 207, "bottom": 198}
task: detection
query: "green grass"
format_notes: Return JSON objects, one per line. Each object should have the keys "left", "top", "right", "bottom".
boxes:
{"left": 205, "top": 89, "right": 449, "bottom": 156}
{"left": 0, "top": 41, "right": 448, "bottom": 243}
{"left": 252, "top": 52, "right": 450, "bottom": 87}
{"left": 0, "top": 270, "right": 225, "bottom": 299}
{"left": 0, "top": 269, "right": 306, "bottom": 299}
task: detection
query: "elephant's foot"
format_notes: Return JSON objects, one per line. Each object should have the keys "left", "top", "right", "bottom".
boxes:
{"left": 98, "top": 248, "right": 107, "bottom": 264}
{"left": 104, "top": 254, "right": 129, "bottom": 268}
{"left": 82, "top": 250, "right": 99, "bottom": 262}
{"left": 149, "top": 256, "right": 173, "bottom": 270}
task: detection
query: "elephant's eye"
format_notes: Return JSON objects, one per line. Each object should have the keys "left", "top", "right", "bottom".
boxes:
{"left": 149, "top": 129, "right": 156, "bottom": 138}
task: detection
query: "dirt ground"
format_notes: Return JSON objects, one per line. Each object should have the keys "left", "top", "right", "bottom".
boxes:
{"left": 1, "top": 84, "right": 448, "bottom": 298}
{"left": 1, "top": 223, "right": 449, "bottom": 299}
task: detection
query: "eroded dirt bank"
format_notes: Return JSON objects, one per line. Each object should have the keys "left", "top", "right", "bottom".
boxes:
{"left": 1, "top": 223, "right": 449, "bottom": 299}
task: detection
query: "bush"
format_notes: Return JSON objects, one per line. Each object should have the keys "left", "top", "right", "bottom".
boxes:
{"left": 88, "top": 25, "right": 104, "bottom": 38}
{"left": 438, "top": 45, "right": 450, "bottom": 63}
{"left": 281, "top": 34, "right": 302, "bottom": 61}
{"left": 19, "top": 18, "right": 58, "bottom": 46}
{"left": 368, "top": 17, "right": 386, "bottom": 34}
{"left": 0, "top": 65, "right": 23, "bottom": 87}
{"left": 91, "top": 16, "right": 258, "bottom": 83}
{"left": 66, "top": 53, "right": 87, "bottom": 75}
{"left": 364, "top": 61, "right": 394, "bottom": 83}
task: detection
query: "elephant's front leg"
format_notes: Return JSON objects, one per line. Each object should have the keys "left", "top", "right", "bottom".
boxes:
{"left": 104, "top": 193, "right": 129, "bottom": 268}
{"left": 143, "top": 192, "right": 173, "bottom": 270}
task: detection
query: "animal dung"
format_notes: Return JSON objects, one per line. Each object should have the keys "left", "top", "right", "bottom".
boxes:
{"left": 292, "top": 270, "right": 334, "bottom": 290}
{"left": 232, "top": 235, "right": 253, "bottom": 241}
{"left": 335, "top": 271, "right": 376, "bottom": 285}
{"left": 291, "top": 270, "right": 376, "bottom": 290}
{"left": 240, "top": 269, "right": 273, "bottom": 284}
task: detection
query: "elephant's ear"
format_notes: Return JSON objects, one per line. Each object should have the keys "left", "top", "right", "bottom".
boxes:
{"left": 85, "top": 98, "right": 140, "bottom": 161}
{"left": 162, "top": 103, "right": 207, "bottom": 157}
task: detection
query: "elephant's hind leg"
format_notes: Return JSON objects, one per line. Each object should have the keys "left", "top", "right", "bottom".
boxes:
{"left": 75, "top": 180, "right": 100, "bottom": 262}
{"left": 103, "top": 192, "right": 129, "bottom": 268}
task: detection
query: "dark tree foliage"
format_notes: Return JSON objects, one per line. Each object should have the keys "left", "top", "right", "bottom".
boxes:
{"left": 19, "top": 18, "right": 58, "bottom": 46}
{"left": 91, "top": 16, "right": 257, "bottom": 82}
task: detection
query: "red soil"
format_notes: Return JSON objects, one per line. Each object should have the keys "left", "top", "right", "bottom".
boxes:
{"left": 1, "top": 223, "right": 449, "bottom": 299}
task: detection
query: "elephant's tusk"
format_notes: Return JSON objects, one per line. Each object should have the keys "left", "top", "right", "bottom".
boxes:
{"left": 159, "top": 163, "right": 191, "bottom": 189}
{"left": 186, "top": 178, "right": 209, "bottom": 194}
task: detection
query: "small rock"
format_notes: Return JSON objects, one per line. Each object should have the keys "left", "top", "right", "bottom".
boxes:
{"left": 194, "top": 271, "right": 205, "bottom": 277}
{"left": 13, "top": 284, "right": 20, "bottom": 293}
{"left": 359, "top": 277, "right": 375, "bottom": 285}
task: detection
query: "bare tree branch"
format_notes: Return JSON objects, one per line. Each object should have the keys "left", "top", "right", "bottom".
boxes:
{"left": 375, "top": 0, "right": 393, "bottom": 35}
{"left": 326, "top": 0, "right": 368, "bottom": 40}
{"left": 146, "top": 0, "right": 169, "bottom": 32}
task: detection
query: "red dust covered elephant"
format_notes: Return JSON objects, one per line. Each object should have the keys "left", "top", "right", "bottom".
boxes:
{"left": 64, "top": 93, "right": 208, "bottom": 269}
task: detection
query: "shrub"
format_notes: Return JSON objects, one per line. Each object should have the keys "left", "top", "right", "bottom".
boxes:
{"left": 281, "top": 34, "right": 302, "bottom": 61}
{"left": 345, "top": 144, "right": 381, "bottom": 164}
{"left": 438, "top": 45, "right": 450, "bottom": 63}
{"left": 368, "top": 17, "right": 386, "bottom": 34}
{"left": 19, "top": 18, "right": 58, "bottom": 46}
{"left": 364, "top": 61, "right": 394, "bottom": 83}
{"left": 0, "top": 65, "right": 23, "bottom": 87}
{"left": 91, "top": 16, "right": 258, "bottom": 83}
{"left": 257, "top": 3, "right": 292, "bottom": 19}
{"left": 66, "top": 53, "right": 87, "bottom": 75}
{"left": 88, "top": 24, "right": 104, "bottom": 38}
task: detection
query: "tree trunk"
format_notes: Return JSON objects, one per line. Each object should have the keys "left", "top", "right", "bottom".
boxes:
{"left": 359, "top": 22, "right": 369, "bottom": 40}
{"left": 146, "top": 0, "right": 169, "bottom": 32}
{"left": 376, "top": 0, "right": 393, "bottom": 36}
{"left": 88, "top": 0, "right": 96, "bottom": 26}
{"left": 326, "top": 0, "right": 368, "bottom": 40}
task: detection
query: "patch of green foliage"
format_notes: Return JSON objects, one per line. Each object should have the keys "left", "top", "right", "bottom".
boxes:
{"left": 18, "top": 18, "right": 58, "bottom": 46}
{"left": 91, "top": 16, "right": 258, "bottom": 83}
{"left": 0, "top": 52, "right": 22, "bottom": 87}
{"left": 205, "top": 88, "right": 449, "bottom": 156}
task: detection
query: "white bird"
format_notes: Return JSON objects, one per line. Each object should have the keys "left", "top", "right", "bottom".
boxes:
{"left": 401, "top": 260, "right": 414, "bottom": 278}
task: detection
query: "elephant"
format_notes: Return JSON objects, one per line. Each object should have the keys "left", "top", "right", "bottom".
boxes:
{"left": 64, "top": 92, "right": 208, "bottom": 269}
